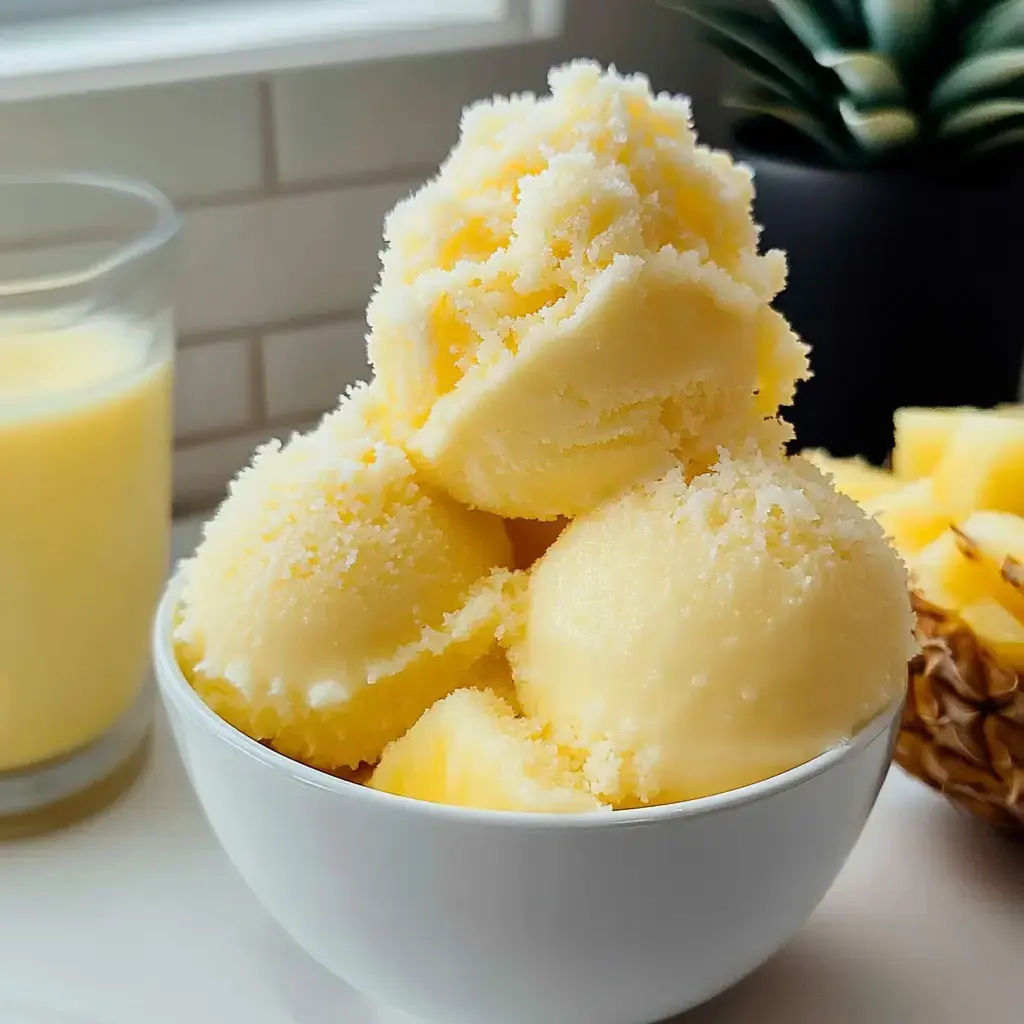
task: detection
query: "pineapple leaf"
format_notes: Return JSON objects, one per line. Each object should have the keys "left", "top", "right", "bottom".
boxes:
{"left": 862, "top": 0, "right": 941, "bottom": 64}
{"left": 830, "top": 0, "right": 869, "bottom": 43}
{"left": 698, "top": 25, "right": 835, "bottom": 110}
{"left": 724, "top": 88, "right": 852, "bottom": 164}
{"left": 767, "top": 0, "right": 849, "bottom": 52}
{"left": 937, "top": 97, "right": 1024, "bottom": 135}
{"left": 817, "top": 50, "right": 906, "bottom": 103}
{"left": 963, "top": 123, "right": 1024, "bottom": 159}
{"left": 931, "top": 48, "right": 1024, "bottom": 108}
{"left": 838, "top": 98, "right": 921, "bottom": 150}
{"left": 656, "top": 2, "right": 838, "bottom": 101}
{"left": 966, "top": 0, "right": 1024, "bottom": 52}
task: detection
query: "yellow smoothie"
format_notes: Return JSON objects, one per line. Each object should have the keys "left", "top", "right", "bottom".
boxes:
{"left": 0, "top": 321, "right": 171, "bottom": 772}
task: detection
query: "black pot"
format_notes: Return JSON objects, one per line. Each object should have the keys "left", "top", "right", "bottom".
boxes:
{"left": 735, "top": 135, "right": 1024, "bottom": 465}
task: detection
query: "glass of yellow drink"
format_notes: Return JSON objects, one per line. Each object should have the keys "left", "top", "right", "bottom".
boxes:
{"left": 0, "top": 175, "right": 178, "bottom": 838}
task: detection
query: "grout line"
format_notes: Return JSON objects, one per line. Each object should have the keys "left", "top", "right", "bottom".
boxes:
{"left": 178, "top": 305, "right": 367, "bottom": 347}
{"left": 247, "top": 333, "right": 270, "bottom": 426}
{"left": 256, "top": 78, "right": 280, "bottom": 193}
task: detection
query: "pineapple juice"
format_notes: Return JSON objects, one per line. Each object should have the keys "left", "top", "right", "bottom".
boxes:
{"left": 0, "top": 319, "right": 172, "bottom": 771}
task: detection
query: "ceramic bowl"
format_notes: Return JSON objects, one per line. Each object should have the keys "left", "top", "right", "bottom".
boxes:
{"left": 154, "top": 578, "right": 899, "bottom": 1024}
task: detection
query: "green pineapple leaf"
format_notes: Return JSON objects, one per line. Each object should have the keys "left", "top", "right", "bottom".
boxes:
{"left": 963, "top": 122, "right": 1024, "bottom": 159}
{"left": 724, "top": 87, "right": 853, "bottom": 163}
{"left": 697, "top": 24, "right": 835, "bottom": 110}
{"left": 862, "top": 0, "right": 941, "bottom": 65}
{"left": 656, "top": 1, "right": 839, "bottom": 98}
{"left": 818, "top": 50, "right": 906, "bottom": 103}
{"left": 966, "top": 0, "right": 1024, "bottom": 52}
{"left": 931, "top": 48, "right": 1024, "bottom": 108}
{"left": 838, "top": 98, "right": 921, "bottom": 150}
{"left": 830, "top": 0, "right": 869, "bottom": 43}
{"left": 937, "top": 97, "right": 1024, "bottom": 135}
{"left": 767, "top": 0, "right": 850, "bottom": 52}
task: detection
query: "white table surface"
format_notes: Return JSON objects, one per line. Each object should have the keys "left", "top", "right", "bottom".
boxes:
{"left": 1, "top": 518, "right": 1021, "bottom": 1024}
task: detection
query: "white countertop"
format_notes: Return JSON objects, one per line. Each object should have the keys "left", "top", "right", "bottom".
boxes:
{"left": 1, "top": 518, "right": 1021, "bottom": 1024}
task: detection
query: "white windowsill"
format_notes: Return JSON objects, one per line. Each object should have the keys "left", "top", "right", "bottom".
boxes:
{"left": 0, "top": 0, "right": 565, "bottom": 102}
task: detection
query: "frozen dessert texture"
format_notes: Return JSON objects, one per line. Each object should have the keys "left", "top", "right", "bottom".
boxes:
{"left": 370, "top": 686, "right": 605, "bottom": 813}
{"left": 174, "top": 384, "right": 514, "bottom": 772}
{"left": 367, "top": 60, "right": 808, "bottom": 519}
{"left": 173, "top": 60, "right": 909, "bottom": 816}
{"left": 508, "top": 446, "right": 916, "bottom": 807}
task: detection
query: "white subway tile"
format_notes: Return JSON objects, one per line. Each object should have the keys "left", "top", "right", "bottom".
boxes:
{"left": 177, "top": 180, "right": 418, "bottom": 335}
{"left": 173, "top": 420, "right": 318, "bottom": 507}
{"left": 261, "top": 318, "right": 369, "bottom": 420}
{"left": 0, "top": 79, "right": 262, "bottom": 214}
{"left": 173, "top": 339, "right": 252, "bottom": 440}
{"left": 270, "top": 48, "right": 549, "bottom": 183}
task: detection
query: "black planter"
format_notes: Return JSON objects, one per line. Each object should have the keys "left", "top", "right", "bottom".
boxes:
{"left": 735, "top": 138, "right": 1024, "bottom": 465}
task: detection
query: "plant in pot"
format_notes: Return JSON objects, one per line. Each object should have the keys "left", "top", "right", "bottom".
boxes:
{"left": 661, "top": 0, "right": 1024, "bottom": 465}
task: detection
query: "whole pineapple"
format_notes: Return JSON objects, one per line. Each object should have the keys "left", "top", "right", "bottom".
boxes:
{"left": 663, "top": 0, "right": 1024, "bottom": 169}
{"left": 804, "top": 407, "right": 1024, "bottom": 834}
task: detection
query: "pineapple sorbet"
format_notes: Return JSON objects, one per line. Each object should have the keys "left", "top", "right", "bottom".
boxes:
{"left": 174, "top": 384, "right": 513, "bottom": 772}
{"left": 368, "top": 60, "right": 808, "bottom": 519}
{"left": 509, "top": 447, "right": 916, "bottom": 807}
{"left": 174, "top": 61, "right": 908, "bottom": 816}
{"left": 371, "top": 686, "right": 605, "bottom": 813}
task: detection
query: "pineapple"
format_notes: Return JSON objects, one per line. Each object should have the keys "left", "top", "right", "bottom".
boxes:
{"left": 800, "top": 405, "right": 1024, "bottom": 832}
{"left": 931, "top": 415, "right": 1024, "bottom": 521}
{"left": 959, "top": 600, "right": 1024, "bottom": 668}
{"left": 899, "top": 594, "right": 1024, "bottom": 833}
{"left": 913, "top": 529, "right": 1024, "bottom": 622}
{"left": 801, "top": 449, "right": 899, "bottom": 504}
{"left": 892, "top": 408, "right": 965, "bottom": 481}
{"left": 662, "top": 1, "right": 1024, "bottom": 171}
{"left": 955, "top": 511, "right": 1024, "bottom": 585}
{"left": 861, "top": 479, "right": 949, "bottom": 557}
{"left": 878, "top": 405, "right": 1024, "bottom": 834}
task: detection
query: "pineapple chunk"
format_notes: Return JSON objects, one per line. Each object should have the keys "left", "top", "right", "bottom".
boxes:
{"left": 931, "top": 415, "right": 1024, "bottom": 521}
{"left": 954, "top": 511, "right": 1024, "bottom": 595}
{"left": 369, "top": 688, "right": 604, "bottom": 813}
{"left": 912, "top": 528, "right": 1024, "bottom": 619}
{"left": 801, "top": 449, "right": 899, "bottom": 504}
{"left": 959, "top": 600, "right": 1024, "bottom": 666}
{"left": 892, "top": 407, "right": 968, "bottom": 480}
{"left": 861, "top": 479, "right": 950, "bottom": 556}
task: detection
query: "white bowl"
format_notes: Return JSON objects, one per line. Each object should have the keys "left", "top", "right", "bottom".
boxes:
{"left": 154, "top": 578, "right": 900, "bottom": 1024}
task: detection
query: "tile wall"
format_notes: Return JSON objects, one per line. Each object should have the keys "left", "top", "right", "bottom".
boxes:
{"left": 0, "top": 0, "right": 720, "bottom": 512}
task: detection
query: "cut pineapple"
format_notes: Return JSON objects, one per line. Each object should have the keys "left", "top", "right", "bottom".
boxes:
{"left": 955, "top": 511, "right": 1024, "bottom": 588}
{"left": 912, "top": 528, "right": 1024, "bottom": 620}
{"left": 959, "top": 600, "right": 1024, "bottom": 666}
{"left": 931, "top": 415, "right": 1024, "bottom": 521}
{"left": 861, "top": 479, "right": 950, "bottom": 556}
{"left": 801, "top": 449, "right": 899, "bottom": 504}
{"left": 892, "top": 407, "right": 968, "bottom": 480}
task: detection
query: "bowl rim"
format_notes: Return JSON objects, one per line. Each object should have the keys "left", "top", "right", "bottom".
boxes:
{"left": 154, "top": 573, "right": 902, "bottom": 830}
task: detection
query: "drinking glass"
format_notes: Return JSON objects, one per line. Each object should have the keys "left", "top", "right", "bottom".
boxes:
{"left": 0, "top": 174, "right": 178, "bottom": 838}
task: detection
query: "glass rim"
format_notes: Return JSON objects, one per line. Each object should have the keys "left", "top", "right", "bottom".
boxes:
{"left": 0, "top": 172, "right": 180, "bottom": 299}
